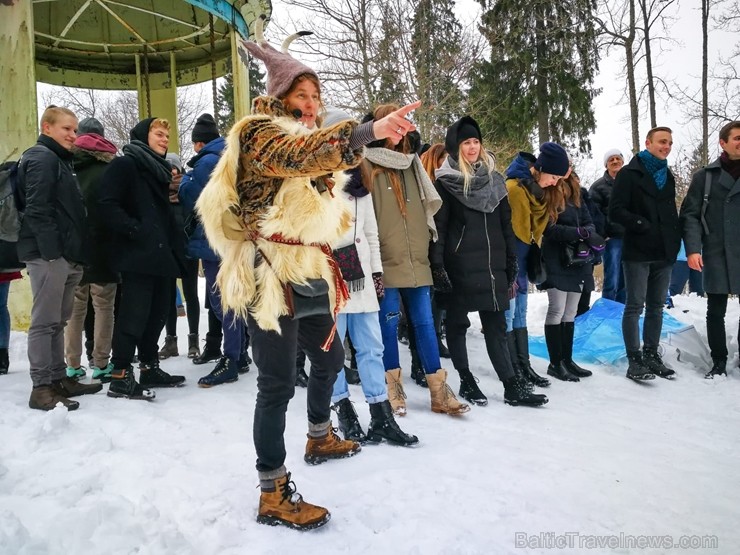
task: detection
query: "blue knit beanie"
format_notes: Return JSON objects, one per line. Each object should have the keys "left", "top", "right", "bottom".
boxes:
{"left": 534, "top": 142, "right": 570, "bottom": 176}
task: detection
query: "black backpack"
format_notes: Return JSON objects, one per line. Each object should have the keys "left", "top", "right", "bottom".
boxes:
{"left": 0, "top": 160, "right": 23, "bottom": 243}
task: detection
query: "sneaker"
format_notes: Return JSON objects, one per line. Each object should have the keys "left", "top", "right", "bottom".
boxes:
{"left": 91, "top": 362, "right": 115, "bottom": 383}
{"left": 257, "top": 472, "right": 330, "bottom": 530}
{"left": 66, "top": 365, "right": 87, "bottom": 380}
{"left": 198, "top": 357, "right": 239, "bottom": 388}
{"left": 139, "top": 361, "right": 186, "bottom": 388}
{"left": 107, "top": 366, "right": 156, "bottom": 400}
{"left": 304, "top": 428, "right": 361, "bottom": 465}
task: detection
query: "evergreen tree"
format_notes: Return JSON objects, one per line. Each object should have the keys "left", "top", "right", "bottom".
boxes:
{"left": 470, "top": 0, "right": 599, "bottom": 154}
{"left": 410, "top": 0, "right": 466, "bottom": 143}
{"left": 216, "top": 55, "right": 266, "bottom": 133}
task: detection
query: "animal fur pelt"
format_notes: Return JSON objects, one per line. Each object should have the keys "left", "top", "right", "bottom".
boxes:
{"left": 196, "top": 96, "right": 364, "bottom": 332}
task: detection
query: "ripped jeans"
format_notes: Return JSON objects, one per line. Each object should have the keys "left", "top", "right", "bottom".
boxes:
{"left": 378, "top": 286, "right": 441, "bottom": 374}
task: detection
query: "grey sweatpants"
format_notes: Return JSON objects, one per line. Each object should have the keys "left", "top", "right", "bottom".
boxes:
{"left": 26, "top": 258, "right": 84, "bottom": 386}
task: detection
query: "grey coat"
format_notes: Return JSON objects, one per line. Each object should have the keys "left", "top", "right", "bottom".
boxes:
{"left": 679, "top": 158, "right": 740, "bottom": 294}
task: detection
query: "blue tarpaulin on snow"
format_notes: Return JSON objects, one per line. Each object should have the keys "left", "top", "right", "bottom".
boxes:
{"left": 529, "top": 298, "right": 693, "bottom": 365}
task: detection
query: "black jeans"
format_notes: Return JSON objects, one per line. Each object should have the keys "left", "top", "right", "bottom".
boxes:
{"left": 445, "top": 306, "right": 515, "bottom": 382}
{"left": 706, "top": 294, "right": 740, "bottom": 362}
{"left": 165, "top": 258, "right": 200, "bottom": 336}
{"left": 248, "top": 313, "right": 344, "bottom": 473}
{"left": 111, "top": 272, "right": 172, "bottom": 368}
{"left": 622, "top": 260, "right": 673, "bottom": 353}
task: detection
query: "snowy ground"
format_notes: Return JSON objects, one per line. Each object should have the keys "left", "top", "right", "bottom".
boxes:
{"left": 1, "top": 289, "right": 739, "bottom": 555}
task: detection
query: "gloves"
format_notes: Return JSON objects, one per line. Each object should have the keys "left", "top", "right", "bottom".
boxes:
{"left": 584, "top": 232, "right": 606, "bottom": 252}
{"left": 577, "top": 226, "right": 591, "bottom": 239}
{"left": 372, "top": 272, "right": 385, "bottom": 300}
{"left": 432, "top": 267, "right": 453, "bottom": 293}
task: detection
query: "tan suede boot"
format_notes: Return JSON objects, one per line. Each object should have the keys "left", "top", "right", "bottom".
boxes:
{"left": 385, "top": 368, "right": 407, "bottom": 416}
{"left": 304, "top": 428, "right": 361, "bottom": 465}
{"left": 427, "top": 369, "right": 470, "bottom": 415}
{"left": 257, "top": 473, "right": 331, "bottom": 530}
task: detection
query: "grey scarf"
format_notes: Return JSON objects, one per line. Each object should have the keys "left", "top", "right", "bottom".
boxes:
{"left": 434, "top": 156, "right": 508, "bottom": 213}
{"left": 122, "top": 140, "right": 173, "bottom": 185}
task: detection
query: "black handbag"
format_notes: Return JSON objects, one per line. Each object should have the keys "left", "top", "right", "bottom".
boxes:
{"left": 332, "top": 199, "right": 365, "bottom": 291}
{"left": 283, "top": 278, "right": 331, "bottom": 319}
{"left": 526, "top": 240, "right": 547, "bottom": 285}
{"left": 561, "top": 239, "right": 595, "bottom": 267}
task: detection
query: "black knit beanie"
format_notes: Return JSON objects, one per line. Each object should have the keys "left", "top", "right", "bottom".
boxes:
{"left": 444, "top": 116, "right": 482, "bottom": 161}
{"left": 534, "top": 142, "right": 569, "bottom": 176}
{"left": 192, "top": 114, "right": 220, "bottom": 144}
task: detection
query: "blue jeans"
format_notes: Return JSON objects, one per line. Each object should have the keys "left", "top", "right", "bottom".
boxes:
{"left": 203, "top": 259, "right": 244, "bottom": 362}
{"left": 602, "top": 238, "right": 626, "bottom": 303}
{"left": 332, "top": 312, "right": 387, "bottom": 404}
{"left": 505, "top": 289, "right": 528, "bottom": 331}
{"left": 0, "top": 282, "right": 9, "bottom": 349}
{"left": 379, "top": 286, "right": 440, "bottom": 374}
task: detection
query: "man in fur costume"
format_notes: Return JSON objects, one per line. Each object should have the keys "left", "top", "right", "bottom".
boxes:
{"left": 196, "top": 16, "right": 420, "bottom": 530}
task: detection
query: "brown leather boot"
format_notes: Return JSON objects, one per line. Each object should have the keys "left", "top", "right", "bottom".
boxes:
{"left": 427, "top": 369, "right": 470, "bottom": 415}
{"left": 52, "top": 377, "right": 103, "bottom": 398}
{"left": 304, "top": 428, "right": 361, "bottom": 465}
{"left": 385, "top": 368, "right": 407, "bottom": 416}
{"left": 29, "top": 385, "right": 79, "bottom": 411}
{"left": 256, "top": 472, "right": 331, "bottom": 530}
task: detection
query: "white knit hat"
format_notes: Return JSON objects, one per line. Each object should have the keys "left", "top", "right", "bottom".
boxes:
{"left": 603, "top": 148, "right": 624, "bottom": 167}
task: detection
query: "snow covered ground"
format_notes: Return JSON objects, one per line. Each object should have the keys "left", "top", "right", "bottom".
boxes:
{"left": 1, "top": 290, "right": 739, "bottom": 555}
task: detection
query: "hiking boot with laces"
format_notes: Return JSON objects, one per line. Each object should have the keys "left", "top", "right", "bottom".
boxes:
{"left": 158, "top": 336, "right": 179, "bottom": 359}
{"left": 66, "top": 365, "right": 87, "bottom": 380}
{"left": 626, "top": 352, "right": 655, "bottom": 381}
{"left": 705, "top": 359, "right": 727, "bottom": 379}
{"left": 139, "top": 361, "right": 186, "bottom": 387}
{"left": 187, "top": 333, "right": 200, "bottom": 359}
{"left": 457, "top": 367, "right": 488, "bottom": 406}
{"left": 256, "top": 472, "right": 331, "bottom": 530}
{"left": 192, "top": 344, "right": 222, "bottom": 365}
{"left": 198, "top": 356, "right": 239, "bottom": 388}
{"left": 643, "top": 349, "right": 675, "bottom": 379}
{"left": 29, "top": 385, "right": 80, "bottom": 411}
{"left": 409, "top": 353, "right": 428, "bottom": 388}
{"left": 426, "top": 369, "right": 470, "bottom": 415}
{"left": 52, "top": 376, "right": 102, "bottom": 398}
{"left": 384, "top": 368, "right": 407, "bottom": 416}
{"left": 107, "top": 366, "right": 156, "bottom": 400}
{"left": 367, "top": 400, "right": 419, "bottom": 446}
{"left": 332, "top": 398, "right": 367, "bottom": 444}
{"left": 304, "top": 428, "right": 361, "bottom": 465}
{"left": 503, "top": 375, "right": 549, "bottom": 407}
{"left": 91, "top": 362, "right": 114, "bottom": 383}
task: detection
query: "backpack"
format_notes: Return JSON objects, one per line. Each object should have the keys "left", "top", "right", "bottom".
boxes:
{"left": 700, "top": 169, "right": 712, "bottom": 235}
{"left": 0, "top": 160, "right": 23, "bottom": 242}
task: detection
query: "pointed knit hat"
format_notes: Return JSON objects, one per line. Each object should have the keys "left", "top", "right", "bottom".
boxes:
{"left": 240, "top": 15, "right": 318, "bottom": 99}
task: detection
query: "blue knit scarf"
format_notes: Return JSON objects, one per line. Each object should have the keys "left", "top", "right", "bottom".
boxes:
{"left": 637, "top": 150, "right": 668, "bottom": 190}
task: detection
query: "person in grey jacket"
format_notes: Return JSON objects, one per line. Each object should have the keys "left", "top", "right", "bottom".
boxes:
{"left": 679, "top": 120, "right": 740, "bottom": 378}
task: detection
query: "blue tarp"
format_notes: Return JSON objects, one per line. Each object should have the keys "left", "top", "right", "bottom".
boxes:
{"left": 529, "top": 298, "right": 693, "bottom": 365}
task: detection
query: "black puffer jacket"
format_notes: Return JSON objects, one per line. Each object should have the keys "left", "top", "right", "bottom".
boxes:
{"left": 539, "top": 200, "right": 595, "bottom": 293}
{"left": 609, "top": 156, "right": 680, "bottom": 263}
{"left": 590, "top": 171, "right": 625, "bottom": 238}
{"left": 16, "top": 135, "right": 88, "bottom": 264}
{"left": 98, "top": 153, "right": 182, "bottom": 278}
{"left": 430, "top": 183, "right": 516, "bottom": 312}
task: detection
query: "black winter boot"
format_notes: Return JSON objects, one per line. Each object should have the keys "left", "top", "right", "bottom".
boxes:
{"left": 192, "top": 334, "right": 222, "bottom": 365}
{"left": 705, "top": 359, "right": 727, "bottom": 379}
{"left": 643, "top": 348, "right": 675, "bottom": 379}
{"left": 513, "top": 328, "right": 550, "bottom": 387}
{"left": 560, "top": 322, "right": 592, "bottom": 377}
{"left": 187, "top": 333, "right": 200, "bottom": 359}
{"left": 0, "top": 348, "right": 8, "bottom": 375}
{"left": 367, "top": 400, "right": 419, "bottom": 446}
{"left": 545, "top": 324, "right": 579, "bottom": 382}
{"left": 457, "top": 367, "right": 488, "bottom": 406}
{"left": 332, "top": 398, "right": 367, "bottom": 444}
{"left": 503, "top": 375, "right": 548, "bottom": 407}
{"left": 626, "top": 351, "right": 655, "bottom": 381}
{"left": 295, "top": 367, "right": 309, "bottom": 388}
{"left": 107, "top": 366, "right": 156, "bottom": 400}
{"left": 139, "top": 360, "right": 186, "bottom": 387}
{"left": 198, "top": 356, "right": 239, "bottom": 387}
{"left": 409, "top": 346, "right": 428, "bottom": 388}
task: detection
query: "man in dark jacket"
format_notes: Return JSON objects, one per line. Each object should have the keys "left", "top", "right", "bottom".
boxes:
{"left": 610, "top": 126, "right": 681, "bottom": 381}
{"left": 179, "top": 114, "right": 246, "bottom": 387}
{"left": 590, "top": 148, "right": 626, "bottom": 302}
{"left": 18, "top": 106, "right": 101, "bottom": 411}
{"left": 98, "top": 117, "right": 186, "bottom": 400}
{"left": 680, "top": 120, "right": 740, "bottom": 378}
{"left": 63, "top": 118, "right": 119, "bottom": 383}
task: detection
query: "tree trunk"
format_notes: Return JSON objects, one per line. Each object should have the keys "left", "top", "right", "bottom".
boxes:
{"left": 535, "top": 6, "right": 549, "bottom": 144}
{"left": 701, "top": 0, "right": 709, "bottom": 166}
{"left": 640, "top": 0, "right": 657, "bottom": 128}
{"left": 626, "top": 0, "right": 640, "bottom": 153}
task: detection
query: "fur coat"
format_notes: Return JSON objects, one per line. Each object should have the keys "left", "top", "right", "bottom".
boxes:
{"left": 196, "top": 96, "right": 363, "bottom": 332}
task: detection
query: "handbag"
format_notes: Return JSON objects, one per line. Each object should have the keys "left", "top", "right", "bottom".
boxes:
{"left": 283, "top": 278, "right": 331, "bottom": 319}
{"left": 526, "top": 240, "right": 547, "bottom": 285}
{"left": 332, "top": 199, "right": 365, "bottom": 291}
{"left": 561, "top": 239, "right": 595, "bottom": 267}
